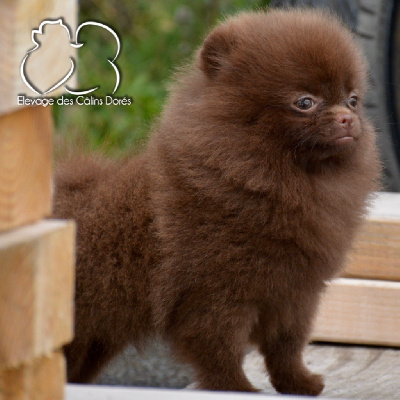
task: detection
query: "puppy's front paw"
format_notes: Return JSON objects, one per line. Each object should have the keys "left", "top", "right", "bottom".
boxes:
{"left": 271, "top": 372, "right": 324, "bottom": 396}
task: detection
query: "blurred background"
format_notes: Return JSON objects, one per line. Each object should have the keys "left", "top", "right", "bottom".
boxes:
{"left": 54, "top": 0, "right": 269, "bottom": 155}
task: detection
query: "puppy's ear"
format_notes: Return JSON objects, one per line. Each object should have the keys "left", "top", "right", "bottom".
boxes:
{"left": 199, "top": 27, "right": 236, "bottom": 78}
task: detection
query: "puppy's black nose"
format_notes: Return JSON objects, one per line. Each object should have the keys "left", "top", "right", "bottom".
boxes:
{"left": 337, "top": 114, "right": 354, "bottom": 129}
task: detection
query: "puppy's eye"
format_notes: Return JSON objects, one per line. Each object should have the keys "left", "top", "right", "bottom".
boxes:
{"left": 348, "top": 95, "right": 358, "bottom": 108}
{"left": 294, "top": 97, "right": 315, "bottom": 111}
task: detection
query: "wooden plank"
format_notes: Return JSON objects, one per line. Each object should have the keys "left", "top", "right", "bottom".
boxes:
{"left": 0, "top": 1, "right": 77, "bottom": 115}
{"left": 345, "top": 219, "right": 400, "bottom": 281}
{"left": 343, "top": 192, "right": 400, "bottom": 281}
{"left": 312, "top": 278, "right": 400, "bottom": 346}
{"left": 0, "top": 106, "right": 52, "bottom": 232}
{"left": 0, "top": 350, "right": 65, "bottom": 400}
{"left": 0, "top": 220, "right": 75, "bottom": 368}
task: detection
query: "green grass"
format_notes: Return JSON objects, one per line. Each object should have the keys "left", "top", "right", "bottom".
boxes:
{"left": 54, "top": 0, "right": 270, "bottom": 156}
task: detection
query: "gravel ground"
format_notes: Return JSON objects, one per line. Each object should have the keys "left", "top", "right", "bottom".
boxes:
{"left": 95, "top": 341, "right": 193, "bottom": 389}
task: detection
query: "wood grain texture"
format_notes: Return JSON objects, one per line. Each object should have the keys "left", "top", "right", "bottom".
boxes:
{"left": 0, "top": 1, "right": 77, "bottom": 115}
{"left": 0, "top": 220, "right": 75, "bottom": 368}
{"left": 343, "top": 192, "right": 400, "bottom": 281}
{"left": 244, "top": 344, "right": 400, "bottom": 399}
{"left": 345, "top": 219, "right": 400, "bottom": 281}
{"left": 312, "top": 278, "right": 400, "bottom": 346}
{"left": 0, "top": 106, "right": 52, "bottom": 232}
{"left": 0, "top": 350, "right": 65, "bottom": 400}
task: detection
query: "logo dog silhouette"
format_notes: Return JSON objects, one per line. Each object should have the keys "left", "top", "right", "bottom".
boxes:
{"left": 20, "top": 18, "right": 121, "bottom": 95}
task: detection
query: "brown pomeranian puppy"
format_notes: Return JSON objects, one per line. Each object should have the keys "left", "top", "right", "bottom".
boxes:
{"left": 54, "top": 9, "right": 381, "bottom": 395}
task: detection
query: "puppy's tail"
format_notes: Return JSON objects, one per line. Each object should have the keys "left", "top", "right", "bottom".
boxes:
{"left": 55, "top": 155, "right": 114, "bottom": 193}
{"left": 53, "top": 154, "right": 117, "bottom": 220}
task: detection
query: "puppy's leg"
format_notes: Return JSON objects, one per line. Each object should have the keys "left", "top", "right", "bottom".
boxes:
{"left": 262, "top": 330, "right": 324, "bottom": 396}
{"left": 169, "top": 304, "right": 258, "bottom": 392}
{"left": 65, "top": 338, "right": 121, "bottom": 383}
{"left": 254, "top": 300, "right": 324, "bottom": 396}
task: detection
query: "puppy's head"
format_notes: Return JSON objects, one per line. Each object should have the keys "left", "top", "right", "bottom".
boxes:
{"left": 195, "top": 9, "right": 371, "bottom": 170}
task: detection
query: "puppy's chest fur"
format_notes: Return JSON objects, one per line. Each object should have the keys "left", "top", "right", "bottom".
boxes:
{"left": 152, "top": 168, "right": 352, "bottom": 306}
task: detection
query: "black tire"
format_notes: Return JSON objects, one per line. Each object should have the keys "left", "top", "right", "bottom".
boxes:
{"left": 358, "top": 0, "right": 400, "bottom": 191}
{"left": 270, "top": 0, "right": 400, "bottom": 191}
{"left": 270, "top": 0, "right": 359, "bottom": 30}
{"left": 387, "top": 0, "right": 400, "bottom": 187}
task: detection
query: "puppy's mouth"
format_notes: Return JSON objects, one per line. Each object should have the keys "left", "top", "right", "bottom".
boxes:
{"left": 313, "top": 132, "right": 357, "bottom": 157}
{"left": 332, "top": 134, "right": 355, "bottom": 145}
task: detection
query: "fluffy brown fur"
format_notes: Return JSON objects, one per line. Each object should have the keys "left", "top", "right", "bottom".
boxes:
{"left": 54, "top": 9, "right": 381, "bottom": 395}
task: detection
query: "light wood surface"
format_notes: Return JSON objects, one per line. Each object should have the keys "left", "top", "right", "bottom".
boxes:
{"left": 312, "top": 278, "right": 400, "bottom": 346}
{"left": 0, "top": 0, "right": 77, "bottom": 115}
{"left": 0, "top": 350, "right": 65, "bottom": 400}
{"left": 345, "top": 219, "right": 400, "bottom": 281}
{"left": 343, "top": 192, "right": 400, "bottom": 281}
{"left": 0, "top": 107, "right": 52, "bottom": 232}
{"left": 0, "top": 220, "right": 75, "bottom": 368}
{"left": 0, "top": 4, "right": 77, "bottom": 397}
